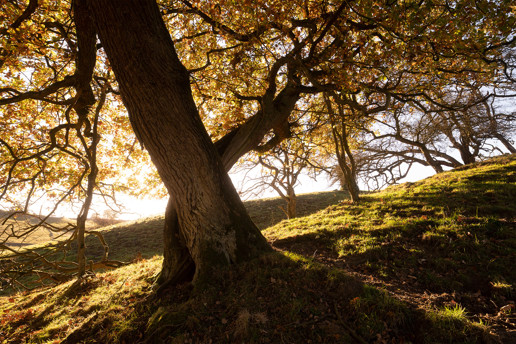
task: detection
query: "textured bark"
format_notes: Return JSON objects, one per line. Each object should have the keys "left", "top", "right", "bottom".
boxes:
{"left": 216, "top": 84, "right": 302, "bottom": 167}
{"left": 72, "top": 0, "right": 98, "bottom": 277}
{"left": 87, "top": 0, "right": 270, "bottom": 284}
{"left": 154, "top": 38, "right": 302, "bottom": 288}
{"left": 155, "top": 199, "right": 195, "bottom": 291}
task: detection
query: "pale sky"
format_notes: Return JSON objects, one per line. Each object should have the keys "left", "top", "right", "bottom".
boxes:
{"left": 117, "top": 163, "right": 437, "bottom": 220}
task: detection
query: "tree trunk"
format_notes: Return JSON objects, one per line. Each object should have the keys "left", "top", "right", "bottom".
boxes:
{"left": 86, "top": 0, "right": 271, "bottom": 284}
{"left": 458, "top": 146, "right": 476, "bottom": 165}
{"left": 338, "top": 161, "right": 360, "bottom": 203}
{"left": 339, "top": 121, "right": 360, "bottom": 203}
{"left": 72, "top": 0, "right": 97, "bottom": 278}
{"left": 286, "top": 186, "right": 297, "bottom": 219}
{"left": 155, "top": 198, "right": 195, "bottom": 291}
{"left": 495, "top": 133, "right": 516, "bottom": 154}
{"left": 418, "top": 146, "right": 444, "bottom": 173}
{"left": 345, "top": 172, "right": 360, "bottom": 203}
{"left": 325, "top": 97, "right": 361, "bottom": 203}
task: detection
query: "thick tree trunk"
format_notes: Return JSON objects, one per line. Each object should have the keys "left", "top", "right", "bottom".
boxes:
{"left": 217, "top": 84, "right": 302, "bottom": 168}
{"left": 458, "top": 146, "right": 476, "bottom": 165}
{"left": 154, "top": 198, "right": 195, "bottom": 291}
{"left": 86, "top": 0, "right": 270, "bottom": 284}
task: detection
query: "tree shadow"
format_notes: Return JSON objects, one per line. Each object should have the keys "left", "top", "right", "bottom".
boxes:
{"left": 245, "top": 190, "right": 349, "bottom": 229}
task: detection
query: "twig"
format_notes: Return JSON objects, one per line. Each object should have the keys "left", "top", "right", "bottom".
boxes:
{"left": 333, "top": 303, "right": 368, "bottom": 344}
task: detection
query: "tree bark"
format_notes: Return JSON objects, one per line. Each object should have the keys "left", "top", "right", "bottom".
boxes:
{"left": 86, "top": 0, "right": 271, "bottom": 284}
{"left": 495, "top": 133, "right": 516, "bottom": 154}
{"left": 155, "top": 199, "right": 195, "bottom": 290}
{"left": 72, "top": 0, "right": 98, "bottom": 277}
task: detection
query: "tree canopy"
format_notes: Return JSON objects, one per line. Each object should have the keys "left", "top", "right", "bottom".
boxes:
{"left": 1, "top": 0, "right": 515, "bottom": 289}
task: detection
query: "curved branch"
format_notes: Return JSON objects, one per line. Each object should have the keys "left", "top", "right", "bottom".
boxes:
{"left": 0, "top": 0, "right": 39, "bottom": 34}
{"left": 0, "top": 75, "right": 76, "bottom": 105}
{"left": 179, "top": 0, "right": 268, "bottom": 42}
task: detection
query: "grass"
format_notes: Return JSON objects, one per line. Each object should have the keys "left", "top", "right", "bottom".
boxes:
{"left": 265, "top": 155, "right": 516, "bottom": 294}
{"left": 1, "top": 154, "right": 515, "bottom": 343}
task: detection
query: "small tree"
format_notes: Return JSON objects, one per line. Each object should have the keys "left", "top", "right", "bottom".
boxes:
{"left": 239, "top": 134, "right": 324, "bottom": 219}
{"left": 324, "top": 96, "right": 362, "bottom": 202}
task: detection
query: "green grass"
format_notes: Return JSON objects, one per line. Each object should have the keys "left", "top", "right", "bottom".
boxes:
{"left": 1, "top": 154, "right": 515, "bottom": 343}
{"left": 265, "top": 154, "right": 516, "bottom": 295}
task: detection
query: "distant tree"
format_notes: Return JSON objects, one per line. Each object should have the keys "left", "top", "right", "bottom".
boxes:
{"left": 257, "top": 143, "right": 304, "bottom": 219}
{"left": 323, "top": 96, "right": 363, "bottom": 202}
{"left": 482, "top": 99, "right": 516, "bottom": 153}
{"left": 241, "top": 135, "right": 324, "bottom": 219}
{"left": 358, "top": 85, "right": 516, "bottom": 177}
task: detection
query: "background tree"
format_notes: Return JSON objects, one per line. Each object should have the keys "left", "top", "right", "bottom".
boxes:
{"left": 240, "top": 132, "right": 325, "bottom": 219}
{"left": 323, "top": 95, "right": 363, "bottom": 202}
{"left": 357, "top": 86, "right": 515, "bottom": 178}
{"left": 0, "top": 0, "right": 151, "bottom": 289}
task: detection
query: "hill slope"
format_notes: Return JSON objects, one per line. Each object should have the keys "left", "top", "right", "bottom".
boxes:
{"left": 1, "top": 154, "right": 515, "bottom": 343}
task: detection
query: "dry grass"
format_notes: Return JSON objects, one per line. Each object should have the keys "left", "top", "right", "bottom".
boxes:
{"left": 0, "top": 211, "right": 122, "bottom": 249}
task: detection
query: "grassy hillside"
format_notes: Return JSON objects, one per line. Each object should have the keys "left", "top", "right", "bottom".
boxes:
{"left": 53, "top": 190, "right": 349, "bottom": 264}
{"left": 0, "top": 211, "right": 123, "bottom": 249}
{"left": 1, "top": 154, "right": 515, "bottom": 343}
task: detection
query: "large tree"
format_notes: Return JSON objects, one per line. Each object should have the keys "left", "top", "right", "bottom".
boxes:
{"left": 83, "top": 0, "right": 272, "bottom": 285}
{"left": 2, "top": 0, "right": 515, "bottom": 290}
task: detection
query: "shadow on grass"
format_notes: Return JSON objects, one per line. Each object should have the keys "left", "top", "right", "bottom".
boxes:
{"left": 1, "top": 191, "right": 350, "bottom": 296}
{"left": 1, "top": 252, "right": 489, "bottom": 344}
{"left": 245, "top": 191, "right": 349, "bottom": 229}
{"left": 84, "top": 216, "right": 165, "bottom": 262}
{"left": 83, "top": 191, "right": 350, "bottom": 263}
{"left": 267, "top": 162, "right": 516, "bottom": 340}
{"left": 273, "top": 195, "right": 515, "bottom": 293}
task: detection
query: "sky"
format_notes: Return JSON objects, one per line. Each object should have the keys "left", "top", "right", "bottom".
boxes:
{"left": 116, "top": 163, "right": 437, "bottom": 220}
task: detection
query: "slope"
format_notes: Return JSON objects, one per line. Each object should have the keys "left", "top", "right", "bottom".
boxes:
{"left": 0, "top": 154, "right": 515, "bottom": 343}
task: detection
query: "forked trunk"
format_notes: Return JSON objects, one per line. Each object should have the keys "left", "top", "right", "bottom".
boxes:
{"left": 458, "top": 146, "right": 476, "bottom": 165}
{"left": 86, "top": 0, "right": 270, "bottom": 284}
